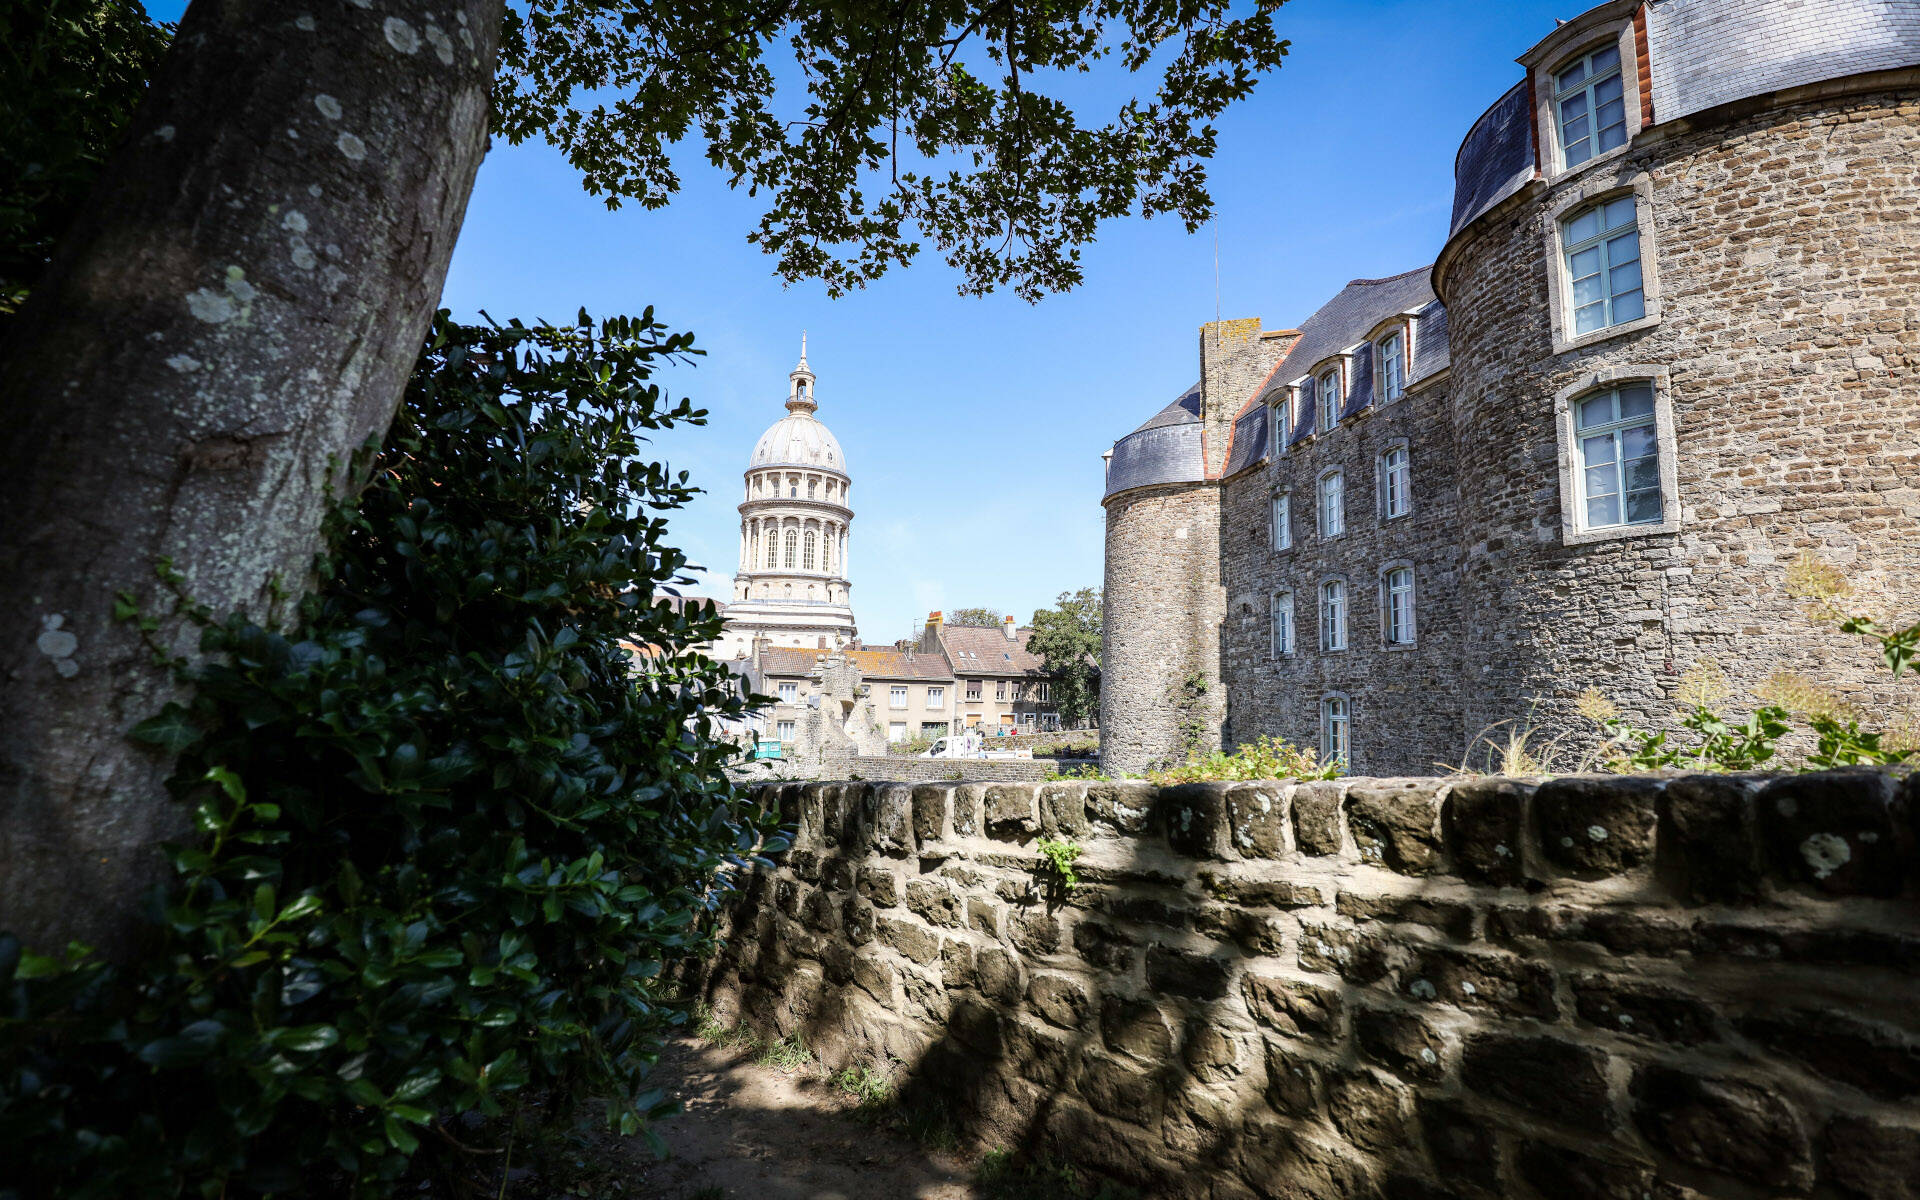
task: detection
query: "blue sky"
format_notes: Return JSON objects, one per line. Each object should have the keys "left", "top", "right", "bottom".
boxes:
{"left": 150, "top": 0, "right": 1573, "bottom": 644}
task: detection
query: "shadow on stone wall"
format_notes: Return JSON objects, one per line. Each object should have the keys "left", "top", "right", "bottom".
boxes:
{"left": 687, "top": 768, "right": 1920, "bottom": 1200}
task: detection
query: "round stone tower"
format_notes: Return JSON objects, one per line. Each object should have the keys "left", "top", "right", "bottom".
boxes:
{"left": 1435, "top": 0, "right": 1920, "bottom": 744}
{"left": 711, "top": 337, "right": 859, "bottom": 658}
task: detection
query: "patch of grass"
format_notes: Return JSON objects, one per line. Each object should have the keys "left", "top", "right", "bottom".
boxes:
{"left": 830, "top": 1064, "right": 893, "bottom": 1112}
{"left": 690, "top": 1004, "right": 762, "bottom": 1054}
{"left": 755, "top": 1033, "right": 813, "bottom": 1072}
{"left": 891, "top": 1097, "right": 960, "bottom": 1152}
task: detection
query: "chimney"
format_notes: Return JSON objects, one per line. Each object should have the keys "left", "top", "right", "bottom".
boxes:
{"left": 1003, "top": 614, "right": 1017, "bottom": 641}
{"left": 1197, "top": 319, "right": 1297, "bottom": 476}
{"left": 921, "top": 610, "right": 943, "bottom": 654}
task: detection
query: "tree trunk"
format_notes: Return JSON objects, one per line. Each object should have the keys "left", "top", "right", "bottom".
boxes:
{"left": 0, "top": 0, "right": 501, "bottom": 955}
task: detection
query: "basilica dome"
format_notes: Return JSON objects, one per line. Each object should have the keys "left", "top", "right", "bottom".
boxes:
{"left": 750, "top": 410, "right": 845, "bottom": 474}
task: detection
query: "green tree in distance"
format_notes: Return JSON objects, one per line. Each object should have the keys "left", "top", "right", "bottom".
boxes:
{"left": 947, "top": 607, "right": 1005, "bottom": 628}
{"left": 1028, "top": 587, "right": 1101, "bottom": 727}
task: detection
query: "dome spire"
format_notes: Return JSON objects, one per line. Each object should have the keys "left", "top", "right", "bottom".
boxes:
{"left": 787, "top": 331, "right": 818, "bottom": 414}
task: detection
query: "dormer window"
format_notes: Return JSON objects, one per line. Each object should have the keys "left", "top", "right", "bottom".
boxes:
{"left": 1554, "top": 43, "right": 1626, "bottom": 168}
{"left": 1376, "top": 330, "right": 1405, "bottom": 403}
{"left": 1316, "top": 368, "right": 1340, "bottom": 433}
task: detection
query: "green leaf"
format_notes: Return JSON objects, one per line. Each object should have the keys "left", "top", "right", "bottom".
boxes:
{"left": 129, "top": 703, "right": 202, "bottom": 754}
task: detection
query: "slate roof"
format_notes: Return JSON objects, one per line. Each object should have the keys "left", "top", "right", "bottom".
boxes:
{"left": 1269, "top": 268, "right": 1444, "bottom": 449}
{"left": 1103, "top": 386, "right": 1207, "bottom": 499}
{"left": 1448, "top": 81, "right": 1535, "bottom": 241}
{"left": 936, "top": 625, "right": 1047, "bottom": 677}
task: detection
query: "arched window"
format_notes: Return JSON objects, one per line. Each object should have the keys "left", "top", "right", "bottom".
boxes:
{"left": 1270, "top": 490, "right": 1291, "bottom": 551}
{"left": 1317, "top": 470, "right": 1345, "bottom": 539}
{"left": 1317, "top": 367, "right": 1340, "bottom": 433}
{"left": 789, "top": 476, "right": 798, "bottom": 498}
{"left": 1320, "top": 579, "right": 1347, "bottom": 651}
{"left": 807, "top": 477, "right": 817, "bottom": 499}
{"left": 1320, "top": 695, "right": 1351, "bottom": 767}
{"left": 1382, "top": 566, "right": 1416, "bottom": 646}
{"left": 1380, "top": 444, "right": 1411, "bottom": 520}
{"left": 1376, "top": 330, "right": 1405, "bottom": 403}
{"left": 783, "top": 528, "right": 798, "bottom": 569}
{"left": 1270, "top": 591, "right": 1294, "bottom": 658}
{"left": 803, "top": 530, "right": 817, "bottom": 570}
{"left": 1572, "top": 383, "right": 1661, "bottom": 528}
{"left": 1553, "top": 42, "right": 1625, "bottom": 168}
{"left": 1562, "top": 196, "right": 1643, "bottom": 336}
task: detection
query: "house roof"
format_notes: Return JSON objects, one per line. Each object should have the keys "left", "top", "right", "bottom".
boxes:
{"left": 1270, "top": 269, "right": 1446, "bottom": 449}
{"left": 1103, "top": 382, "right": 1207, "bottom": 500}
{"left": 937, "top": 625, "right": 1047, "bottom": 676}
{"left": 757, "top": 646, "right": 829, "bottom": 678}
{"left": 847, "top": 648, "right": 955, "bottom": 681}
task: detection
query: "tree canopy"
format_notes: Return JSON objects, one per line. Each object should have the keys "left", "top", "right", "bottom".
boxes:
{"left": 497, "top": 0, "right": 1291, "bottom": 299}
{"left": 1027, "top": 587, "right": 1101, "bottom": 726}
{"left": 947, "top": 606, "right": 1005, "bottom": 627}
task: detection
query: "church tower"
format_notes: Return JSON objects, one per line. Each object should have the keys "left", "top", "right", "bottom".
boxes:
{"left": 710, "top": 337, "right": 860, "bottom": 658}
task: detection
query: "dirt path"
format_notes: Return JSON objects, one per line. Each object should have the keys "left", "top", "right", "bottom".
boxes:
{"left": 625, "top": 1038, "right": 978, "bottom": 1200}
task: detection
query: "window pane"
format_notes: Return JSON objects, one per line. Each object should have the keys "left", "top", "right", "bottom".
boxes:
{"left": 1611, "top": 289, "right": 1646, "bottom": 323}
{"left": 1581, "top": 433, "right": 1617, "bottom": 466}
{"left": 1618, "top": 385, "right": 1655, "bottom": 418}
{"left": 1621, "top": 424, "right": 1657, "bottom": 459}
{"left": 1625, "top": 456, "right": 1659, "bottom": 493}
{"left": 1604, "top": 197, "right": 1636, "bottom": 230}
{"left": 1572, "top": 272, "right": 1606, "bottom": 308}
{"left": 1584, "top": 465, "right": 1617, "bottom": 499}
{"left": 1587, "top": 493, "right": 1622, "bottom": 526}
{"left": 1626, "top": 489, "right": 1663, "bottom": 523}
{"left": 1566, "top": 208, "right": 1601, "bottom": 245}
{"left": 1569, "top": 243, "right": 1602, "bottom": 277}
{"left": 1609, "top": 257, "right": 1643, "bottom": 296}
{"left": 1594, "top": 73, "right": 1622, "bottom": 105}
{"left": 1592, "top": 44, "right": 1619, "bottom": 73}
{"left": 1598, "top": 119, "right": 1627, "bottom": 154}
{"left": 1557, "top": 60, "right": 1588, "bottom": 91}
{"left": 1574, "top": 302, "right": 1607, "bottom": 334}
{"left": 1577, "top": 395, "right": 1615, "bottom": 429}
{"left": 1607, "top": 227, "right": 1640, "bottom": 263}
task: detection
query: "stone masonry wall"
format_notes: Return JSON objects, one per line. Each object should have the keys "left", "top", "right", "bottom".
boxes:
{"left": 1218, "top": 378, "right": 1466, "bottom": 777}
{"left": 844, "top": 755, "right": 1054, "bottom": 784}
{"left": 1439, "top": 85, "right": 1920, "bottom": 756}
{"left": 696, "top": 768, "right": 1920, "bottom": 1200}
{"left": 1103, "top": 483, "right": 1226, "bottom": 773}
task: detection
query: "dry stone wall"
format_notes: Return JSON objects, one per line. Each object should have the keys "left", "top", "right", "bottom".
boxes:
{"left": 696, "top": 768, "right": 1920, "bottom": 1200}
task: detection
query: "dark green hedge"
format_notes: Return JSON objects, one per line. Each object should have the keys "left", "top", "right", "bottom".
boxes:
{"left": 1, "top": 311, "right": 780, "bottom": 1197}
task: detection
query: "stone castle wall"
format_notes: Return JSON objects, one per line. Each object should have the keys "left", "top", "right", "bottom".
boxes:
{"left": 696, "top": 768, "right": 1920, "bottom": 1200}
{"left": 1103, "top": 483, "right": 1226, "bottom": 770}
{"left": 1439, "top": 82, "right": 1920, "bottom": 762}
{"left": 1217, "top": 377, "right": 1466, "bottom": 777}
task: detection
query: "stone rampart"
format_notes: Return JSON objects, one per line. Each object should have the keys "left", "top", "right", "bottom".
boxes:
{"left": 844, "top": 756, "right": 1057, "bottom": 784}
{"left": 695, "top": 769, "right": 1920, "bottom": 1199}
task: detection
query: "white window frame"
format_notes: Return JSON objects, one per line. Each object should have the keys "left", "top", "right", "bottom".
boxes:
{"left": 1270, "top": 490, "right": 1291, "bottom": 551}
{"left": 1319, "top": 579, "right": 1348, "bottom": 652}
{"left": 778, "top": 681, "right": 797, "bottom": 703}
{"left": 777, "top": 719, "right": 796, "bottom": 742}
{"left": 1524, "top": 13, "right": 1646, "bottom": 185}
{"left": 1544, "top": 176, "right": 1662, "bottom": 354}
{"left": 1270, "top": 591, "right": 1294, "bottom": 659}
{"left": 1316, "top": 367, "right": 1341, "bottom": 433}
{"left": 888, "top": 721, "right": 908, "bottom": 743}
{"left": 1552, "top": 42, "right": 1627, "bottom": 170}
{"left": 1037, "top": 681, "right": 1050, "bottom": 703}
{"left": 926, "top": 686, "right": 945, "bottom": 709}
{"left": 1552, "top": 366, "right": 1681, "bottom": 546}
{"left": 1375, "top": 329, "right": 1406, "bottom": 404}
{"left": 1381, "top": 563, "right": 1416, "bottom": 647}
{"left": 889, "top": 685, "right": 909, "bottom": 710}
{"left": 1317, "top": 470, "right": 1345, "bottom": 540}
{"left": 1561, "top": 196, "right": 1644, "bottom": 339}
{"left": 1379, "top": 442, "right": 1412, "bottom": 521}
{"left": 1320, "top": 695, "right": 1351, "bottom": 768}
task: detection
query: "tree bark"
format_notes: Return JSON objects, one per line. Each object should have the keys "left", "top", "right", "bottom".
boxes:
{"left": 0, "top": 0, "right": 501, "bottom": 954}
